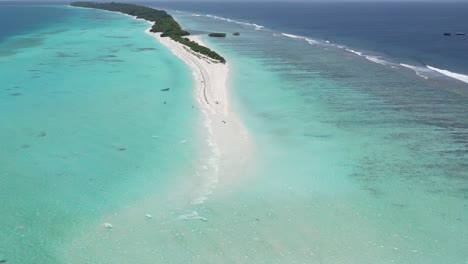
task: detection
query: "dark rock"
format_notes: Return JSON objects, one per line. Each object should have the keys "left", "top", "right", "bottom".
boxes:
{"left": 136, "top": 48, "right": 157, "bottom": 51}
{"left": 208, "top": 33, "right": 227, "bottom": 38}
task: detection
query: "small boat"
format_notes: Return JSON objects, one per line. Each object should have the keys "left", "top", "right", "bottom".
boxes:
{"left": 443, "top": 32, "right": 451, "bottom": 36}
{"left": 160, "top": 88, "right": 170, "bottom": 91}
{"left": 455, "top": 32, "right": 465, "bottom": 36}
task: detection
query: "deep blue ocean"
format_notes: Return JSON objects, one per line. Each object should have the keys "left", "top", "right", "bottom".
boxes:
{"left": 0, "top": 4, "right": 70, "bottom": 42}
{"left": 150, "top": 2, "right": 468, "bottom": 76}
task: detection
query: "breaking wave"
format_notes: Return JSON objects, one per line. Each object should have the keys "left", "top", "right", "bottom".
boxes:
{"left": 183, "top": 10, "right": 468, "bottom": 84}
{"left": 400, "top": 63, "right": 432, "bottom": 79}
{"left": 281, "top": 33, "right": 321, "bottom": 45}
{"left": 427, "top": 65, "right": 468, "bottom": 84}
{"left": 204, "top": 14, "right": 265, "bottom": 30}
{"left": 344, "top": 49, "right": 394, "bottom": 66}
{"left": 400, "top": 63, "right": 468, "bottom": 83}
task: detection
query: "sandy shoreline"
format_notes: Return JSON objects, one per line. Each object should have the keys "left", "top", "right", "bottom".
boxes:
{"left": 73, "top": 4, "right": 253, "bottom": 210}
{"left": 66, "top": 6, "right": 254, "bottom": 217}
{"left": 143, "top": 27, "right": 252, "bottom": 203}
{"left": 62, "top": 11, "right": 254, "bottom": 263}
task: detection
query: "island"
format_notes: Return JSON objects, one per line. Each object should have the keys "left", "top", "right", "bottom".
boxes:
{"left": 70, "top": 2, "right": 226, "bottom": 63}
{"left": 208, "top": 33, "right": 227, "bottom": 38}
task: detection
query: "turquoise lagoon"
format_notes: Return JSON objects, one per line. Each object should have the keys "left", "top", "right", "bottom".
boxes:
{"left": 167, "top": 10, "right": 468, "bottom": 264}
{"left": 0, "top": 5, "right": 203, "bottom": 263}
{"left": 0, "top": 4, "right": 467, "bottom": 264}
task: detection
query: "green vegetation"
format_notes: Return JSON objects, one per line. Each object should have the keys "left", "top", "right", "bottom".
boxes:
{"left": 175, "top": 37, "right": 225, "bottom": 62}
{"left": 70, "top": 2, "right": 225, "bottom": 63}
{"left": 208, "top": 33, "right": 227, "bottom": 38}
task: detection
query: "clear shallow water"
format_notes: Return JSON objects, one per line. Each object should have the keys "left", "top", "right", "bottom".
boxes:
{"left": 1, "top": 3, "right": 468, "bottom": 264}
{"left": 164, "top": 6, "right": 467, "bottom": 264}
{"left": 0, "top": 5, "right": 202, "bottom": 263}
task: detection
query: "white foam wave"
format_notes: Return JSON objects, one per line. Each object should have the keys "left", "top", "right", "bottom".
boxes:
{"left": 344, "top": 48, "right": 393, "bottom": 66}
{"left": 345, "top": 48, "right": 363, "bottom": 56}
{"left": 282, "top": 34, "right": 393, "bottom": 65}
{"left": 188, "top": 116, "right": 220, "bottom": 205}
{"left": 400, "top": 63, "right": 432, "bottom": 79}
{"left": 205, "top": 14, "right": 264, "bottom": 30}
{"left": 306, "top": 38, "right": 319, "bottom": 45}
{"left": 365, "top": 55, "right": 391, "bottom": 66}
{"left": 281, "top": 33, "right": 320, "bottom": 45}
{"left": 253, "top": 24, "right": 265, "bottom": 30}
{"left": 400, "top": 63, "right": 468, "bottom": 83}
{"left": 427, "top": 65, "right": 468, "bottom": 84}
{"left": 281, "top": 33, "right": 304, "bottom": 39}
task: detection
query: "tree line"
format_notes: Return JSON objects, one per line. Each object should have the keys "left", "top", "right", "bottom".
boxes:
{"left": 71, "top": 2, "right": 226, "bottom": 63}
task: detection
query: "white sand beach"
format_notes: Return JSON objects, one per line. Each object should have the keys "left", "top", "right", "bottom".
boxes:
{"left": 62, "top": 15, "right": 255, "bottom": 263}
{"left": 145, "top": 30, "right": 253, "bottom": 202}
{"left": 64, "top": 19, "right": 254, "bottom": 263}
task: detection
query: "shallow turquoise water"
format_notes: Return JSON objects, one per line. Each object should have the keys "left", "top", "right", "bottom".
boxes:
{"left": 0, "top": 6, "right": 200, "bottom": 263}
{"left": 168, "top": 11, "right": 468, "bottom": 263}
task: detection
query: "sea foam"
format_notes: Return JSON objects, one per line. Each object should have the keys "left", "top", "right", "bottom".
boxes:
{"left": 281, "top": 33, "right": 320, "bottom": 45}
{"left": 188, "top": 107, "right": 221, "bottom": 206}
{"left": 345, "top": 48, "right": 363, "bottom": 56}
{"left": 345, "top": 48, "right": 393, "bottom": 66}
{"left": 365, "top": 55, "right": 392, "bottom": 66}
{"left": 279, "top": 31, "right": 468, "bottom": 84}
{"left": 400, "top": 63, "right": 432, "bottom": 79}
{"left": 281, "top": 33, "right": 393, "bottom": 66}
{"left": 400, "top": 63, "right": 468, "bottom": 84}
{"left": 427, "top": 65, "right": 468, "bottom": 84}
{"left": 205, "top": 14, "right": 265, "bottom": 30}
